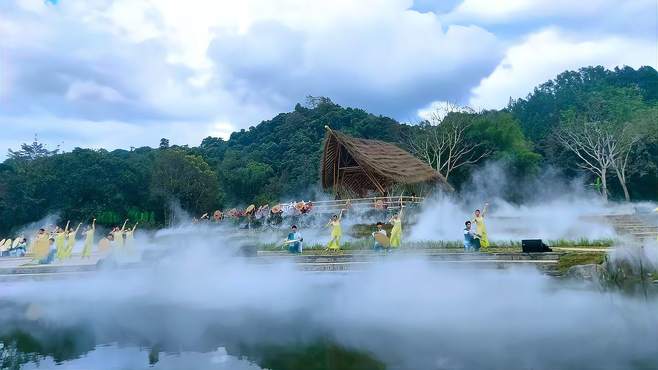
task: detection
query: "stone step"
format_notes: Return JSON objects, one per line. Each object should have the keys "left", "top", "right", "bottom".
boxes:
{"left": 296, "top": 260, "right": 558, "bottom": 272}
{"left": 252, "top": 252, "right": 562, "bottom": 264}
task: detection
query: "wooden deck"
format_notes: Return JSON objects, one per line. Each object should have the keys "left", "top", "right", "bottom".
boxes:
{"left": 0, "top": 250, "right": 563, "bottom": 281}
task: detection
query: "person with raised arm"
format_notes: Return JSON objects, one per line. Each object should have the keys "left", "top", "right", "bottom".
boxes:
{"left": 55, "top": 221, "right": 69, "bottom": 260}
{"left": 63, "top": 222, "right": 82, "bottom": 259}
{"left": 326, "top": 209, "right": 344, "bottom": 251}
{"left": 81, "top": 219, "right": 96, "bottom": 258}
{"left": 124, "top": 222, "right": 138, "bottom": 252}
{"left": 112, "top": 219, "right": 129, "bottom": 248}
{"left": 473, "top": 202, "right": 490, "bottom": 248}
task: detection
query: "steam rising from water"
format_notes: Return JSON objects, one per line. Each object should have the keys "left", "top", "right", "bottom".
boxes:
{"left": 410, "top": 163, "right": 651, "bottom": 242}
{"left": 1, "top": 232, "right": 657, "bottom": 370}
{"left": 2, "top": 165, "right": 658, "bottom": 369}
{"left": 409, "top": 193, "right": 623, "bottom": 241}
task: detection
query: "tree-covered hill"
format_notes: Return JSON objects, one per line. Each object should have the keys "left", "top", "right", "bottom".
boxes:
{"left": 1, "top": 66, "right": 656, "bottom": 234}
{"left": 195, "top": 97, "right": 412, "bottom": 205}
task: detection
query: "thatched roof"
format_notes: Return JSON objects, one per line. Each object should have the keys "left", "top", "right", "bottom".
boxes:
{"left": 321, "top": 127, "right": 453, "bottom": 196}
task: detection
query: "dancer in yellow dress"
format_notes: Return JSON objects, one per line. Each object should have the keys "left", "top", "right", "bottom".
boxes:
{"left": 112, "top": 219, "right": 129, "bottom": 248}
{"left": 473, "top": 203, "right": 489, "bottom": 248}
{"left": 388, "top": 206, "right": 404, "bottom": 248}
{"left": 54, "top": 222, "right": 69, "bottom": 260}
{"left": 124, "top": 222, "right": 138, "bottom": 253}
{"left": 31, "top": 229, "right": 50, "bottom": 261}
{"left": 81, "top": 219, "right": 95, "bottom": 258}
{"left": 326, "top": 209, "right": 344, "bottom": 251}
{"left": 63, "top": 222, "right": 81, "bottom": 259}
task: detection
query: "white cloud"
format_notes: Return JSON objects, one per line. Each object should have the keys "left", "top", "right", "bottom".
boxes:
{"left": 208, "top": 121, "right": 236, "bottom": 141}
{"left": 0, "top": 0, "right": 655, "bottom": 154}
{"left": 443, "top": 0, "right": 655, "bottom": 26}
{"left": 66, "top": 80, "right": 126, "bottom": 103}
{"left": 468, "top": 29, "right": 658, "bottom": 109}
{"left": 0, "top": 115, "right": 232, "bottom": 155}
{"left": 207, "top": 4, "right": 501, "bottom": 118}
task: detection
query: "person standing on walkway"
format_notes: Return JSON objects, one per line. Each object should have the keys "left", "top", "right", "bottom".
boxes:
{"left": 473, "top": 202, "right": 489, "bottom": 248}
{"left": 81, "top": 219, "right": 96, "bottom": 258}
{"left": 388, "top": 206, "right": 403, "bottom": 248}
{"left": 326, "top": 209, "right": 344, "bottom": 251}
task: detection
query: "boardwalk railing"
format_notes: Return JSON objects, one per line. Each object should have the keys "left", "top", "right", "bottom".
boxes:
{"left": 275, "top": 196, "right": 424, "bottom": 213}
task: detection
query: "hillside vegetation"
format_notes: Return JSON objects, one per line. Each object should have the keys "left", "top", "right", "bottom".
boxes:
{"left": 1, "top": 66, "right": 656, "bottom": 233}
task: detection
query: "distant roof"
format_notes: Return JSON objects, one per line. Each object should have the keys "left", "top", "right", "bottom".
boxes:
{"left": 321, "top": 127, "right": 453, "bottom": 195}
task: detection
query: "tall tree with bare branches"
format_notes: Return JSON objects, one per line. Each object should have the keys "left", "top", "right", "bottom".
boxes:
{"left": 407, "top": 103, "right": 490, "bottom": 181}
{"left": 554, "top": 122, "right": 619, "bottom": 201}
{"left": 610, "top": 125, "right": 641, "bottom": 201}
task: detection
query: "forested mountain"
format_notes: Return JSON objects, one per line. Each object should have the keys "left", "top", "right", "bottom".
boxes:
{"left": 1, "top": 66, "right": 657, "bottom": 233}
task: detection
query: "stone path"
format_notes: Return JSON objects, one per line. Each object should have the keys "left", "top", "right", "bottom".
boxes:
{"left": 605, "top": 214, "right": 658, "bottom": 242}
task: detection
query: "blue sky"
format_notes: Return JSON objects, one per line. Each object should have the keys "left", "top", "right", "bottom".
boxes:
{"left": 0, "top": 0, "right": 656, "bottom": 154}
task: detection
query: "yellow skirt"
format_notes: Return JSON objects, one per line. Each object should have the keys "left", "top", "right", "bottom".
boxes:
{"left": 55, "top": 238, "right": 66, "bottom": 259}
{"left": 327, "top": 235, "right": 341, "bottom": 250}
{"left": 390, "top": 227, "right": 401, "bottom": 247}
{"left": 81, "top": 238, "right": 93, "bottom": 257}
{"left": 478, "top": 228, "right": 489, "bottom": 248}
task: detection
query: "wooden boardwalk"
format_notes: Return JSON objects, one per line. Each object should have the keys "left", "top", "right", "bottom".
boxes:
{"left": 0, "top": 250, "right": 562, "bottom": 281}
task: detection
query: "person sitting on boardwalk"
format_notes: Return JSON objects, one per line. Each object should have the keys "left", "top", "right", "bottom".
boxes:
{"left": 285, "top": 225, "right": 303, "bottom": 254}
{"left": 372, "top": 222, "right": 388, "bottom": 251}
{"left": 9, "top": 238, "right": 27, "bottom": 257}
{"left": 463, "top": 221, "right": 481, "bottom": 252}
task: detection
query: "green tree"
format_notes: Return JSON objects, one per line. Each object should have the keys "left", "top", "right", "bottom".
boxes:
{"left": 220, "top": 152, "right": 275, "bottom": 204}
{"left": 7, "top": 136, "right": 58, "bottom": 161}
{"left": 150, "top": 150, "right": 221, "bottom": 221}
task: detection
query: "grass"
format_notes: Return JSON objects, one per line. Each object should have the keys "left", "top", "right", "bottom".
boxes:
{"left": 257, "top": 238, "right": 614, "bottom": 253}
{"left": 546, "top": 238, "right": 615, "bottom": 248}
{"left": 557, "top": 252, "right": 606, "bottom": 274}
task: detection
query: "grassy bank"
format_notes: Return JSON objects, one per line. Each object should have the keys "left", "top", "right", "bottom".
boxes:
{"left": 557, "top": 252, "right": 607, "bottom": 274}
{"left": 258, "top": 238, "right": 615, "bottom": 253}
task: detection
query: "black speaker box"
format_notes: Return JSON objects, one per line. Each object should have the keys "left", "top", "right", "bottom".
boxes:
{"left": 522, "top": 239, "right": 552, "bottom": 253}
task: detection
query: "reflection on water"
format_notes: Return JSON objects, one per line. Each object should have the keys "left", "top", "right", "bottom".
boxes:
{"left": 0, "top": 326, "right": 385, "bottom": 370}
{"left": 3, "top": 344, "right": 264, "bottom": 370}
{"left": 1, "top": 242, "right": 657, "bottom": 370}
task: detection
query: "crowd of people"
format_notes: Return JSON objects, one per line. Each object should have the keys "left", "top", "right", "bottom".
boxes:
{"left": 194, "top": 201, "right": 316, "bottom": 225}
{"left": 279, "top": 200, "right": 489, "bottom": 254}
{"left": 277, "top": 205, "right": 406, "bottom": 253}
{"left": 1, "top": 200, "right": 492, "bottom": 262}
{"left": 0, "top": 219, "right": 138, "bottom": 264}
